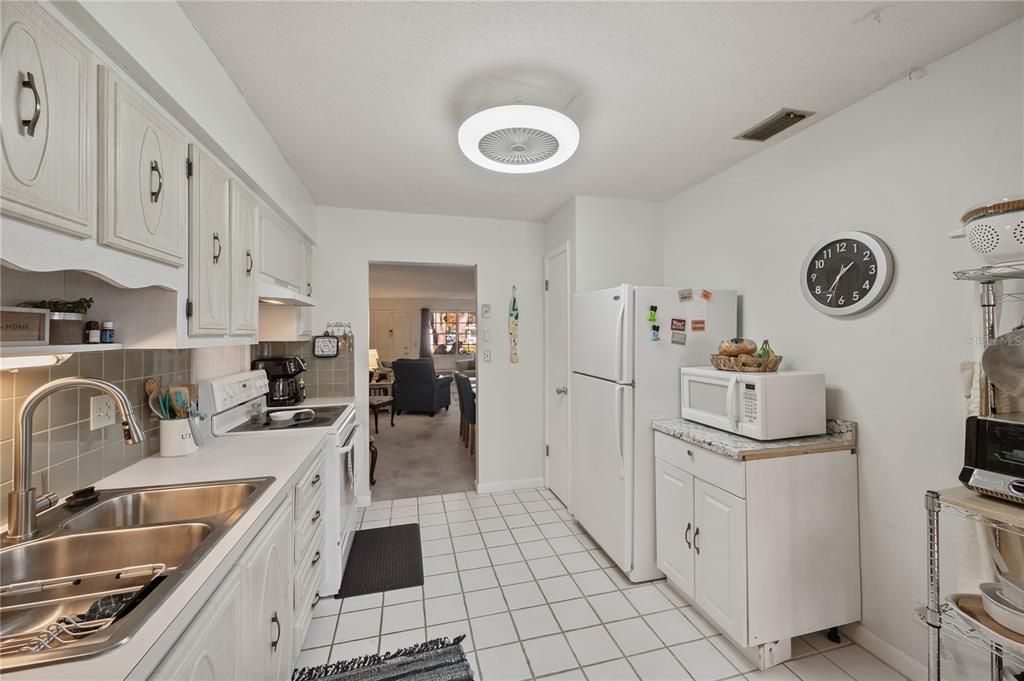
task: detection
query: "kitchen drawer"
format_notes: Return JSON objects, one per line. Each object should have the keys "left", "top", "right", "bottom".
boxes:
{"left": 654, "top": 432, "right": 745, "bottom": 499}
{"left": 294, "top": 486, "right": 325, "bottom": 563}
{"left": 294, "top": 448, "right": 325, "bottom": 519}
{"left": 294, "top": 522, "right": 325, "bottom": 607}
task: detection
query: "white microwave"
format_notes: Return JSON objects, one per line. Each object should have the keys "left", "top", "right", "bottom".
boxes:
{"left": 679, "top": 366, "right": 826, "bottom": 440}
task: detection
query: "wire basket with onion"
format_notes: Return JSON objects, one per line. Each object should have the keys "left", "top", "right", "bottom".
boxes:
{"left": 710, "top": 338, "right": 783, "bottom": 372}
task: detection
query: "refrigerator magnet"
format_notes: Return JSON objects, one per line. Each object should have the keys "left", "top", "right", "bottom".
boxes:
{"left": 691, "top": 320, "right": 706, "bottom": 332}
{"left": 678, "top": 288, "right": 694, "bottom": 302}
{"left": 671, "top": 331, "right": 687, "bottom": 345}
{"left": 647, "top": 305, "right": 658, "bottom": 322}
{"left": 670, "top": 318, "right": 686, "bottom": 332}
{"left": 701, "top": 289, "right": 714, "bottom": 301}
{"left": 650, "top": 325, "right": 661, "bottom": 341}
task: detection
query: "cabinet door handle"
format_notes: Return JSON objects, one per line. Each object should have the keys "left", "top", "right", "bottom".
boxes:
{"left": 310, "top": 474, "right": 321, "bottom": 488}
{"left": 212, "top": 233, "right": 222, "bottom": 264}
{"left": 684, "top": 522, "right": 692, "bottom": 549}
{"left": 307, "top": 283, "right": 312, "bottom": 296}
{"left": 311, "top": 510, "right": 321, "bottom": 525}
{"left": 686, "top": 449, "right": 694, "bottom": 458}
{"left": 246, "top": 249, "right": 254, "bottom": 276}
{"left": 270, "top": 612, "right": 281, "bottom": 652}
{"left": 150, "top": 160, "right": 163, "bottom": 203}
{"left": 693, "top": 527, "right": 701, "bottom": 555}
{"left": 21, "top": 71, "right": 41, "bottom": 137}
{"left": 311, "top": 550, "right": 321, "bottom": 567}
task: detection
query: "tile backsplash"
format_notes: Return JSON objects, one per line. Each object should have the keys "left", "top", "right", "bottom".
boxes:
{"left": 0, "top": 348, "right": 189, "bottom": 525}
{"left": 252, "top": 341, "right": 354, "bottom": 398}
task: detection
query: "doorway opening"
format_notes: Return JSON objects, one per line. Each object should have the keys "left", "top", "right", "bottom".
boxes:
{"left": 367, "top": 262, "right": 479, "bottom": 500}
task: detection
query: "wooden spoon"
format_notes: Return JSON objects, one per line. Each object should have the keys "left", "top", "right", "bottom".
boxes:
{"left": 144, "top": 378, "right": 159, "bottom": 397}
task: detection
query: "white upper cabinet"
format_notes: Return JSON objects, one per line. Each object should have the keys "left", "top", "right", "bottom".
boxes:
{"left": 259, "top": 209, "right": 303, "bottom": 290}
{"left": 1, "top": 3, "right": 91, "bottom": 237}
{"left": 230, "top": 180, "right": 259, "bottom": 335}
{"left": 98, "top": 66, "right": 187, "bottom": 266}
{"left": 188, "top": 145, "right": 231, "bottom": 335}
{"left": 300, "top": 239, "right": 314, "bottom": 298}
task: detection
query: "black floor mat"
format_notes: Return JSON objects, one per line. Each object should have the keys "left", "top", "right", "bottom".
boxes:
{"left": 338, "top": 523, "right": 424, "bottom": 598}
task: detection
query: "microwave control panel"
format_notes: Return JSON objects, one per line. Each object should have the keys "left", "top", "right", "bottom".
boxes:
{"left": 741, "top": 383, "right": 758, "bottom": 422}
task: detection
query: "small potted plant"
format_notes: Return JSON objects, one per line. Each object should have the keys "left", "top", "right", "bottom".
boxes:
{"left": 17, "top": 298, "right": 94, "bottom": 345}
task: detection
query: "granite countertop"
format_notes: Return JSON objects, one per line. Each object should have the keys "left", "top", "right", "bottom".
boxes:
{"left": 652, "top": 418, "right": 857, "bottom": 461}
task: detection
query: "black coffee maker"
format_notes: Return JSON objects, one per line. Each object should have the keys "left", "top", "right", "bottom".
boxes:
{"left": 252, "top": 356, "right": 307, "bottom": 406}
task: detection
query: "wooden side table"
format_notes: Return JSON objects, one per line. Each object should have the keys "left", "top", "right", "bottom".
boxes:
{"left": 368, "top": 395, "right": 394, "bottom": 434}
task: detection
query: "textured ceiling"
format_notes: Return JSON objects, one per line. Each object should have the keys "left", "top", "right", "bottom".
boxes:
{"left": 369, "top": 263, "right": 476, "bottom": 299}
{"left": 181, "top": 1, "right": 1022, "bottom": 223}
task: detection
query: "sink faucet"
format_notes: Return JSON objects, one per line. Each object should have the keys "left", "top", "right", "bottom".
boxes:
{"left": 5, "top": 377, "right": 145, "bottom": 541}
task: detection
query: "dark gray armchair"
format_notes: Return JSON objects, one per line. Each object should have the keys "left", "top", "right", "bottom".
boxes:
{"left": 392, "top": 358, "right": 453, "bottom": 416}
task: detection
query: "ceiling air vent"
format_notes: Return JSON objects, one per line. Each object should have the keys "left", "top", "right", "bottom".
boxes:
{"left": 735, "top": 109, "right": 814, "bottom": 142}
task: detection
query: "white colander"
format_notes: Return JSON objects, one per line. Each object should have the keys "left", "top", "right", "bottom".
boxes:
{"left": 962, "top": 196, "right": 1024, "bottom": 265}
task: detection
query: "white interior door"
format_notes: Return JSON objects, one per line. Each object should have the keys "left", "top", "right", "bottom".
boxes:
{"left": 571, "top": 373, "right": 633, "bottom": 573}
{"left": 545, "top": 244, "right": 571, "bottom": 506}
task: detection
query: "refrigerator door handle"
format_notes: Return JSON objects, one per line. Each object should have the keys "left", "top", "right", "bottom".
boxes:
{"left": 725, "top": 375, "right": 739, "bottom": 431}
{"left": 614, "top": 297, "right": 625, "bottom": 383}
{"left": 614, "top": 384, "right": 625, "bottom": 479}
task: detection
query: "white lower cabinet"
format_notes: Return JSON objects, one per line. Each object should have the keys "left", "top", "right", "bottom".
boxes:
{"left": 150, "top": 567, "right": 242, "bottom": 681}
{"left": 653, "top": 432, "right": 861, "bottom": 668}
{"left": 151, "top": 498, "right": 297, "bottom": 681}
{"left": 240, "top": 501, "right": 295, "bottom": 681}
{"left": 692, "top": 479, "right": 747, "bottom": 645}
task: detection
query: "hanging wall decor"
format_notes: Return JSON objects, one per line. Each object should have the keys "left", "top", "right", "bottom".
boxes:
{"left": 508, "top": 285, "right": 519, "bottom": 364}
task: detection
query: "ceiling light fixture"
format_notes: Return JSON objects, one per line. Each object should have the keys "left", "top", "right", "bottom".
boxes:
{"left": 458, "top": 105, "right": 579, "bottom": 174}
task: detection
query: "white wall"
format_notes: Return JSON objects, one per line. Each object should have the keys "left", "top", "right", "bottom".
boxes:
{"left": 576, "top": 197, "right": 662, "bottom": 292}
{"left": 56, "top": 1, "right": 317, "bottom": 239}
{"left": 659, "top": 20, "right": 1023, "bottom": 675}
{"left": 315, "top": 207, "right": 546, "bottom": 495}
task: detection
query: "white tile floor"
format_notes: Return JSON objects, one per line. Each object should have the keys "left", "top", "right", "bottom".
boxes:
{"left": 298, "top": 488, "right": 907, "bottom": 681}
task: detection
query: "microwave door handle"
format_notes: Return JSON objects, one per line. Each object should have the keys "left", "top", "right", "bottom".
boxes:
{"left": 725, "top": 375, "right": 739, "bottom": 430}
{"left": 614, "top": 385, "right": 625, "bottom": 479}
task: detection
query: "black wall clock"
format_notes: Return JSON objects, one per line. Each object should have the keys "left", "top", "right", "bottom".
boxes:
{"left": 801, "top": 231, "right": 894, "bottom": 316}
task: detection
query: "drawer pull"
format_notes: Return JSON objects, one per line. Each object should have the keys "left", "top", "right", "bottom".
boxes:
{"left": 693, "top": 527, "right": 701, "bottom": 555}
{"left": 311, "top": 510, "right": 321, "bottom": 525}
{"left": 686, "top": 449, "right": 694, "bottom": 458}
{"left": 311, "top": 551, "right": 321, "bottom": 567}
{"left": 684, "top": 522, "right": 692, "bottom": 549}
{"left": 310, "top": 474, "right": 321, "bottom": 488}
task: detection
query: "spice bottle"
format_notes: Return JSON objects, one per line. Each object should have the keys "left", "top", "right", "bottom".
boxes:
{"left": 84, "top": 321, "right": 101, "bottom": 344}
{"left": 100, "top": 321, "right": 115, "bottom": 344}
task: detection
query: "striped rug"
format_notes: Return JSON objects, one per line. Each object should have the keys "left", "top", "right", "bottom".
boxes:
{"left": 292, "top": 637, "right": 472, "bottom": 681}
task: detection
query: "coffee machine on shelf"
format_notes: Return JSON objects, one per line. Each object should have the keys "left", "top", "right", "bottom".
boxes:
{"left": 251, "top": 356, "right": 307, "bottom": 406}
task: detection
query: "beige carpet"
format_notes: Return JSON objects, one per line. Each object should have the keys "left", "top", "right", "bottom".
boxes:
{"left": 369, "top": 391, "right": 476, "bottom": 500}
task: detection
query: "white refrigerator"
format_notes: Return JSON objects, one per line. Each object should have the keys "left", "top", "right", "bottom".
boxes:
{"left": 570, "top": 285, "right": 737, "bottom": 582}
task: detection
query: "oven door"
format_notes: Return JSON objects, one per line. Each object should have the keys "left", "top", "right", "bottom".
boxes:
{"left": 680, "top": 371, "right": 739, "bottom": 433}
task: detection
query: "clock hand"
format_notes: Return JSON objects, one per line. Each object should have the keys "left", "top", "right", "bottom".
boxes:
{"left": 828, "top": 263, "right": 854, "bottom": 293}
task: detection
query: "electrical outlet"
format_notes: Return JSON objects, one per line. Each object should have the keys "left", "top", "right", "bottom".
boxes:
{"left": 90, "top": 395, "right": 116, "bottom": 430}
{"left": 481, "top": 304, "right": 491, "bottom": 319}
{"left": 482, "top": 350, "right": 492, "bottom": 363}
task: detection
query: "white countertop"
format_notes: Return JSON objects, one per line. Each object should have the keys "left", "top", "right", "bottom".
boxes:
{"left": 652, "top": 417, "right": 857, "bottom": 461}
{"left": 6, "top": 400, "right": 354, "bottom": 681}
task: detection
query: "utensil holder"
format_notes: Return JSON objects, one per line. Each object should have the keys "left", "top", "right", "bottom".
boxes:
{"left": 159, "top": 419, "right": 198, "bottom": 457}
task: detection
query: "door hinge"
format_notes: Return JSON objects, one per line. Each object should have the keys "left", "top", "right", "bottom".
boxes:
{"left": 545, "top": 280, "right": 549, "bottom": 291}
{"left": 545, "top": 445, "right": 549, "bottom": 457}
{"left": 185, "top": 157, "right": 193, "bottom": 178}
{"left": 185, "top": 299, "right": 193, "bottom": 318}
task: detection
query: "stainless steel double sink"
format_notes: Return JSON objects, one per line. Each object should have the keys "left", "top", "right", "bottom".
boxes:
{"left": 0, "top": 477, "right": 274, "bottom": 671}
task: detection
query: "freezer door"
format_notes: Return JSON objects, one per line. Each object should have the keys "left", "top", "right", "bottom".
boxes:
{"left": 572, "top": 285, "right": 633, "bottom": 383}
{"left": 570, "top": 373, "right": 634, "bottom": 572}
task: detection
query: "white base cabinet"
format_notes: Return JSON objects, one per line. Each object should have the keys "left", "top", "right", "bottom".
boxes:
{"left": 654, "top": 432, "right": 861, "bottom": 668}
{"left": 150, "top": 568, "right": 242, "bottom": 681}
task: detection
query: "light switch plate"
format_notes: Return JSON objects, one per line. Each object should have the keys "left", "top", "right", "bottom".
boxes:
{"left": 481, "top": 304, "right": 491, "bottom": 319}
{"left": 482, "top": 350, "right": 492, "bottom": 363}
{"left": 90, "top": 395, "right": 116, "bottom": 430}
